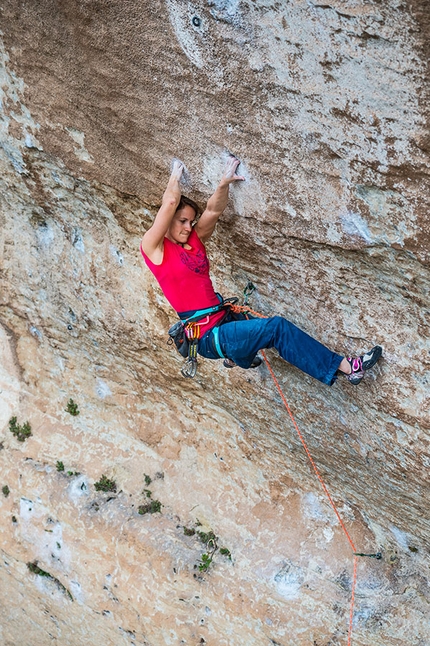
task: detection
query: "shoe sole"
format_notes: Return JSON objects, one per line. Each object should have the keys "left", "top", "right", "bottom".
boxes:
{"left": 347, "top": 372, "right": 364, "bottom": 385}
{"left": 347, "top": 346, "right": 382, "bottom": 385}
{"left": 223, "top": 357, "right": 262, "bottom": 369}
{"left": 223, "top": 359, "right": 236, "bottom": 368}
{"left": 362, "top": 346, "right": 382, "bottom": 371}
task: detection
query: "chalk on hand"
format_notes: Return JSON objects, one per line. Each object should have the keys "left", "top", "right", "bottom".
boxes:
{"left": 171, "top": 157, "right": 191, "bottom": 186}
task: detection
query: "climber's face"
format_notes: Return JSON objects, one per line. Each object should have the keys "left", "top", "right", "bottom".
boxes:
{"left": 167, "top": 205, "right": 196, "bottom": 245}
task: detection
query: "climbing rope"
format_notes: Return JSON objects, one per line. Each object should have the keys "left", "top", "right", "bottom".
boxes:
{"left": 261, "top": 349, "right": 358, "bottom": 644}
{"left": 228, "top": 301, "right": 380, "bottom": 645}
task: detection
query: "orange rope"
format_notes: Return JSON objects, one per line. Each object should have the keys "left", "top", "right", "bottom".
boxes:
{"left": 260, "top": 350, "right": 357, "bottom": 553}
{"left": 229, "top": 303, "right": 358, "bottom": 644}
{"left": 229, "top": 304, "right": 268, "bottom": 319}
{"left": 261, "top": 350, "right": 357, "bottom": 645}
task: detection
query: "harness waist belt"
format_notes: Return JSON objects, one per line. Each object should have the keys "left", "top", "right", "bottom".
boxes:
{"left": 178, "top": 303, "right": 225, "bottom": 324}
{"left": 178, "top": 295, "right": 238, "bottom": 325}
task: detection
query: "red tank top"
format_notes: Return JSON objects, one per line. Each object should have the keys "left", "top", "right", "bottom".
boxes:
{"left": 141, "top": 229, "right": 225, "bottom": 335}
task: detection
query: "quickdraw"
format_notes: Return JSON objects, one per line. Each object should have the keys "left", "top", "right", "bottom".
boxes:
{"left": 181, "top": 322, "right": 201, "bottom": 378}
{"left": 243, "top": 281, "right": 255, "bottom": 306}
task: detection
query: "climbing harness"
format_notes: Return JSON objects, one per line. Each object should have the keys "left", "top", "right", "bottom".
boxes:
{"left": 167, "top": 295, "right": 239, "bottom": 378}
{"left": 211, "top": 326, "right": 224, "bottom": 359}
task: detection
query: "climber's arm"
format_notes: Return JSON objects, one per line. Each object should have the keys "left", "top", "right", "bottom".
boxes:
{"left": 195, "top": 157, "right": 245, "bottom": 243}
{"left": 141, "top": 161, "right": 184, "bottom": 259}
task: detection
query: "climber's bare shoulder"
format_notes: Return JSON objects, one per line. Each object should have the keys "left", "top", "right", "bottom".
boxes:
{"left": 141, "top": 233, "right": 164, "bottom": 266}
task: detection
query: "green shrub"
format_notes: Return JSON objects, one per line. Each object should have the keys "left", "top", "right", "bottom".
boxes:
{"left": 65, "top": 399, "right": 80, "bottom": 416}
{"left": 183, "top": 527, "right": 196, "bottom": 536}
{"left": 9, "top": 417, "right": 32, "bottom": 442}
{"left": 27, "top": 561, "right": 73, "bottom": 601}
{"left": 197, "top": 530, "right": 217, "bottom": 545}
{"left": 138, "top": 500, "right": 162, "bottom": 515}
{"left": 94, "top": 475, "right": 117, "bottom": 492}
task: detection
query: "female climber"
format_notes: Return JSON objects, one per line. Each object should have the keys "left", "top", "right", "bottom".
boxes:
{"left": 140, "top": 157, "right": 382, "bottom": 385}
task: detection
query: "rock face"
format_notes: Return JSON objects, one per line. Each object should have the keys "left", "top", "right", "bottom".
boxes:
{"left": 0, "top": 2, "right": 429, "bottom": 645}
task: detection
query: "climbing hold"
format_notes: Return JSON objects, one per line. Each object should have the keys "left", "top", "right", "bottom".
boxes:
{"left": 192, "top": 16, "right": 201, "bottom": 27}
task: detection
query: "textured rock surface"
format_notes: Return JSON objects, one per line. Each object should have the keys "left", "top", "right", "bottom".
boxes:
{"left": 0, "top": 1, "right": 429, "bottom": 645}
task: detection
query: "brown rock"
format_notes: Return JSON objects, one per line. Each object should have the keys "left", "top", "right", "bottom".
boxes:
{"left": 0, "top": 2, "right": 429, "bottom": 645}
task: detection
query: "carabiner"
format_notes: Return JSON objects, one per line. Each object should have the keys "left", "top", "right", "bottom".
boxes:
{"left": 181, "top": 358, "right": 198, "bottom": 378}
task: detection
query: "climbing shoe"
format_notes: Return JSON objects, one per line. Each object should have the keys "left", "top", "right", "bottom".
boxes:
{"left": 223, "top": 356, "right": 263, "bottom": 369}
{"left": 345, "top": 346, "right": 382, "bottom": 385}
{"left": 223, "top": 359, "right": 236, "bottom": 368}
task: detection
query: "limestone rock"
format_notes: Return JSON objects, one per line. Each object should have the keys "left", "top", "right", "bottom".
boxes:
{"left": 0, "top": 2, "right": 429, "bottom": 645}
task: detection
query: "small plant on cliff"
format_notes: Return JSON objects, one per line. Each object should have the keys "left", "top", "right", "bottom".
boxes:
{"left": 94, "top": 475, "right": 117, "bottom": 493}
{"left": 137, "top": 483, "right": 162, "bottom": 515}
{"left": 138, "top": 500, "right": 162, "bottom": 515}
{"left": 144, "top": 474, "right": 152, "bottom": 486}
{"left": 9, "top": 417, "right": 32, "bottom": 442}
{"left": 197, "top": 530, "right": 217, "bottom": 545}
{"left": 27, "top": 561, "right": 51, "bottom": 577}
{"left": 66, "top": 398, "right": 80, "bottom": 416}
{"left": 197, "top": 536, "right": 218, "bottom": 573}
{"left": 190, "top": 525, "right": 232, "bottom": 573}
{"left": 198, "top": 552, "right": 214, "bottom": 572}
{"left": 2, "top": 485, "right": 10, "bottom": 498}
{"left": 27, "top": 561, "right": 73, "bottom": 601}
{"left": 183, "top": 527, "right": 196, "bottom": 536}
{"left": 56, "top": 461, "right": 79, "bottom": 476}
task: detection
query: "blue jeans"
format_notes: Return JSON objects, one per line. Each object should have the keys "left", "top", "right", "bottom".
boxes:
{"left": 198, "top": 316, "right": 343, "bottom": 386}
